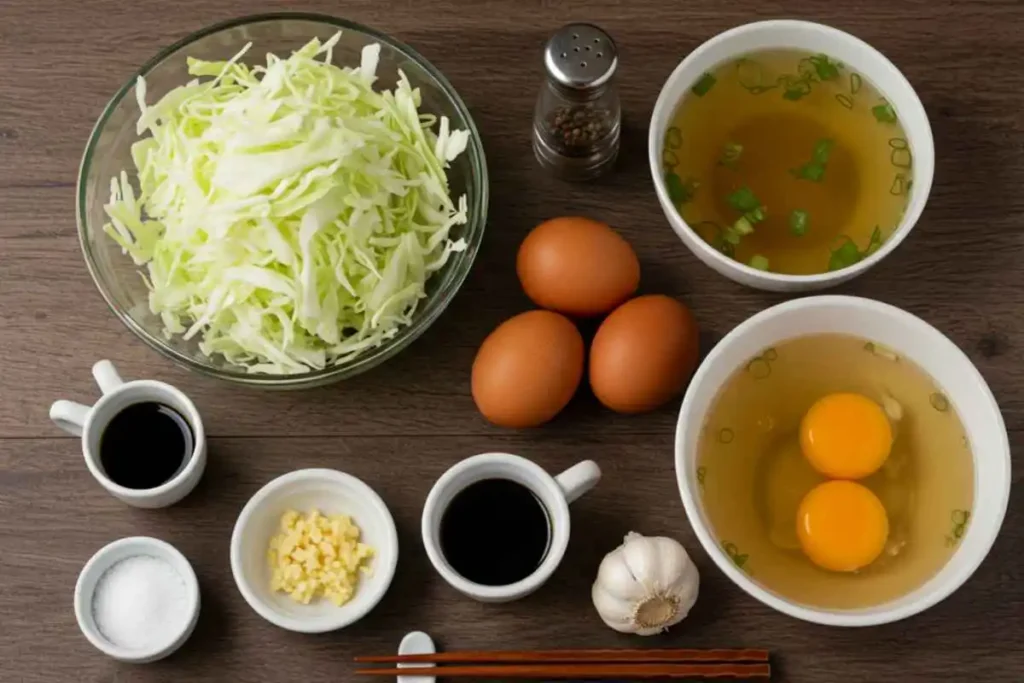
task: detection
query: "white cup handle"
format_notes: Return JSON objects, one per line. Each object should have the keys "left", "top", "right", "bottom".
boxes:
{"left": 49, "top": 400, "right": 92, "bottom": 437}
{"left": 93, "top": 360, "right": 124, "bottom": 395}
{"left": 554, "top": 460, "right": 601, "bottom": 504}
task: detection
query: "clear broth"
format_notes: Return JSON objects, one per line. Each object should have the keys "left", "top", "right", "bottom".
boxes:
{"left": 662, "top": 49, "right": 912, "bottom": 275}
{"left": 697, "top": 335, "right": 973, "bottom": 609}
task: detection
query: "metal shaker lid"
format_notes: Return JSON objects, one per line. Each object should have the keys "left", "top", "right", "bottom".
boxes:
{"left": 543, "top": 23, "right": 618, "bottom": 90}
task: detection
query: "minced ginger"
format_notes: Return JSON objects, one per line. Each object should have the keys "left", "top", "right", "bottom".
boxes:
{"left": 267, "top": 509, "right": 374, "bottom": 606}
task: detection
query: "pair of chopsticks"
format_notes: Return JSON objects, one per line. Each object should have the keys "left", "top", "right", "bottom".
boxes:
{"left": 355, "top": 648, "right": 771, "bottom": 679}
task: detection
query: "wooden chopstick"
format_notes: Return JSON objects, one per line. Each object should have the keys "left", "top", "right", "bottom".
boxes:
{"left": 355, "top": 647, "right": 769, "bottom": 664}
{"left": 355, "top": 662, "right": 771, "bottom": 679}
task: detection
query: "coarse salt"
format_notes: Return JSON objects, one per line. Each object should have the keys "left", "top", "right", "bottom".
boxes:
{"left": 91, "top": 555, "right": 190, "bottom": 650}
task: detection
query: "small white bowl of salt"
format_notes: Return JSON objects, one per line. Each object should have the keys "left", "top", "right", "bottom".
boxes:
{"left": 74, "top": 536, "right": 200, "bottom": 663}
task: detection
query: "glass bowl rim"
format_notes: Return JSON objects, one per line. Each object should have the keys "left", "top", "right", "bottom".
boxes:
{"left": 76, "top": 12, "right": 489, "bottom": 387}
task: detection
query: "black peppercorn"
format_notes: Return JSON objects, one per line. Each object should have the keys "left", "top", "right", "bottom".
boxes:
{"left": 542, "top": 104, "right": 614, "bottom": 157}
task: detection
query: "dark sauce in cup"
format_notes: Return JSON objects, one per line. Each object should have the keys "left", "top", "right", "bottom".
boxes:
{"left": 440, "top": 478, "right": 552, "bottom": 586}
{"left": 99, "top": 402, "right": 193, "bottom": 489}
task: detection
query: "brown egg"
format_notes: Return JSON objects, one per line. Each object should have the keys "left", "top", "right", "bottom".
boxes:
{"left": 517, "top": 217, "right": 640, "bottom": 317}
{"left": 589, "top": 295, "right": 700, "bottom": 414}
{"left": 472, "top": 310, "right": 585, "bottom": 428}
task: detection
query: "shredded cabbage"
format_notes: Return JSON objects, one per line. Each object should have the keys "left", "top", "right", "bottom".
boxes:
{"left": 103, "top": 32, "right": 471, "bottom": 374}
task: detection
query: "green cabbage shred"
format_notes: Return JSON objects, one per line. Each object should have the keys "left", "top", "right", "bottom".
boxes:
{"left": 103, "top": 32, "right": 471, "bottom": 374}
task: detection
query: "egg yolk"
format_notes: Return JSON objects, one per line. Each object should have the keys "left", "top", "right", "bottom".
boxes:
{"left": 800, "top": 392, "right": 892, "bottom": 479}
{"left": 797, "top": 480, "right": 889, "bottom": 572}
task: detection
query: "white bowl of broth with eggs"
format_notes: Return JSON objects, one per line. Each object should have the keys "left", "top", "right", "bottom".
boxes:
{"left": 649, "top": 21, "right": 935, "bottom": 291}
{"left": 676, "top": 296, "right": 1010, "bottom": 626}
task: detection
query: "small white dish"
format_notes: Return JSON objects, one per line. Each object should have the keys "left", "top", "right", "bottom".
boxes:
{"left": 675, "top": 295, "right": 1011, "bottom": 626}
{"left": 230, "top": 468, "right": 398, "bottom": 633}
{"left": 648, "top": 20, "right": 935, "bottom": 291}
{"left": 74, "top": 536, "right": 200, "bottom": 663}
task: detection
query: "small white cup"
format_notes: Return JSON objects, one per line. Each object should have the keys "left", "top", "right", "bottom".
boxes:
{"left": 49, "top": 360, "right": 206, "bottom": 508}
{"left": 676, "top": 296, "right": 1011, "bottom": 626}
{"left": 422, "top": 453, "right": 601, "bottom": 602}
{"left": 649, "top": 20, "right": 935, "bottom": 291}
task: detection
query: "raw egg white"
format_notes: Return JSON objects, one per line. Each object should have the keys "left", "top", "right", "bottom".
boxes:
{"left": 516, "top": 217, "right": 640, "bottom": 317}
{"left": 471, "top": 310, "right": 584, "bottom": 428}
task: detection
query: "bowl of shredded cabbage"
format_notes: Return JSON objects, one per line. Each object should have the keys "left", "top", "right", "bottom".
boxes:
{"left": 77, "top": 13, "right": 488, "bottom": 387}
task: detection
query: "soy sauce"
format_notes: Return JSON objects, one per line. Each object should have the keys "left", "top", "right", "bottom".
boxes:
{"left": 440, "top": 478, "right": 551, "bottom": 586}
{"left": 99, "top": 402, "right": 193, "bottom": 490}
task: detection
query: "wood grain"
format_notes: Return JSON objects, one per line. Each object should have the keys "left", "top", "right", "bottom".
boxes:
{"left": 352, "top": 662, "right": 773, "bottom": 678}
{"left": 1, "top": 1, "right": 1022, "bottom": 682}
{"left": 353, "top": 648, "right": 772, "bottom": 662}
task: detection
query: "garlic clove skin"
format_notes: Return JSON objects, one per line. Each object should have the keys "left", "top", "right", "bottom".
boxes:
{"left": 620, "top": 532, "right": 662, "bottom": 592}
{"left": 646, "top": 536, "right": 692, "bottom": 592}
{"left": 591, "top": 532, "right": 700, "bottom": 636}
{"left": 592, "top": 581, "right": 644, "bottom": 632}
{"left": 594, "top": 538, "right": 649, "bottom": 602}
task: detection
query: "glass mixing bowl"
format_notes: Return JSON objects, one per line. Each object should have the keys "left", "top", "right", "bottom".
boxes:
{"left": 76, "top": 13, "right": 488, "bottom": 388}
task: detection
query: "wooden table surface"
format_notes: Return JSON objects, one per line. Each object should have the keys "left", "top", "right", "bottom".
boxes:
{"left": 2, "top": 0, "right": 1022, "bottom": 681}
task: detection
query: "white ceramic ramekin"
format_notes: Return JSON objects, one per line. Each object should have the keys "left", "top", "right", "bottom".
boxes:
{"left": 649, "top": 20, "right": 935, "bottom": 291}
{"left": 74, "top": 536, "right": 200, "bottom": 662}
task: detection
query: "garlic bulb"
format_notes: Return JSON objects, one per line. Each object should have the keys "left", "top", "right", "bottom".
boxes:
{"left": 591, "top": 532, "right": 699, "bottom": 635}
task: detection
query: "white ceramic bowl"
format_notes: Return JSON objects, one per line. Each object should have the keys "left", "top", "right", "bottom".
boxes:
{"left": 74, "top": 536, "right": 200, "bottom": 662}
{"left": 230, "top": 468, "right": 398, "bottom": 633}
{"left": 649, "top": 20, "right": 935, "bottom": 291}
{"left": 675, "top": 296, "right": 1011, "bottom": 626}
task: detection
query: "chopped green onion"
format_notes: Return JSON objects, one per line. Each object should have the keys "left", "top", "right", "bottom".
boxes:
{"left": 813, "top": 139, "right": 835, "bottom": 164}
{"left": 789, "top": 209, "right": 809, "bottom": 236}
{"left": 749, "top": 255, "right": 770, "bottom": 270}
{"left": 792, "top": 139, "right": 835, "bottom": 182}
{"left": 691, "top": 72, "right": 717, "bottom": 97}
{"left": 727, "top": 186, "right": 761, "bottom": 213}
{"left": 889, "top": 138, "right": 912, "bottom": 169}
{"left": 665, "top": 172, "right": 698, "bottom": 205}
{"left": 732, "top": 216, "right": 754, "bottom": 236}
{"left": 719, "top": 142, "right": 743, "bottom": 167}
{"left": 828, "top": 239, "right": 862, "bottom": 271}
{"left": 828, "top": 227, "right": 885, "bottom": 271}
{"left": 797, "top": 58, "right": 817, "bottom": 82}
{"left": 872, "top": 102, "right": 898, "bottom": 123}
{"left": 735, "top": 59, "right": 777, "bottom": 94}
{"left": 850, "top": 73, "right": 863, "bottom": 94}
{"left": 864, "top": 226, "right": 883, "bottom": 256}
{"left": 792, "top": 163, "right": 825, "bottom": 182}
{"left": 719, "top": 186, "right": 767, "bottom": 250}
{"left": 809, "top": 54, "right": 841, "bottom": 81}
{"left": 780, "top": 74, "right": 813, "bottom": 101}
{"left": 712, "top": 234, "right": 735, "bottom": 257}
{"left": 835, "top": 93, "right": 854, "bottom": 109}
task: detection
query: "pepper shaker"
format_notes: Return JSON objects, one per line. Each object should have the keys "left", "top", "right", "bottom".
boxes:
{"left": 532, "top": 23, "right": 621, "bottom": 181}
